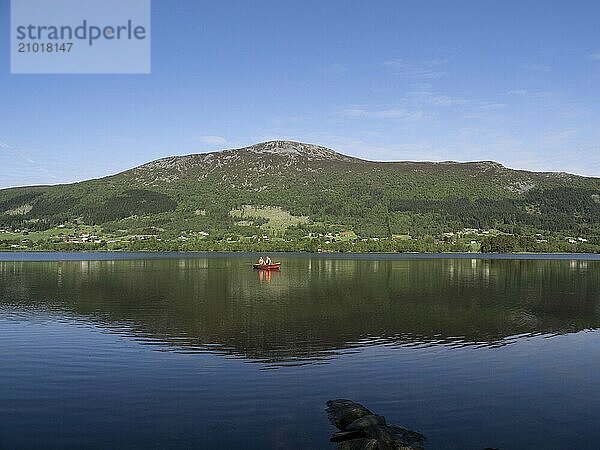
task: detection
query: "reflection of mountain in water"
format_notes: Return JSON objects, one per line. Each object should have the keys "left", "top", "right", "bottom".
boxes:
{"left": 1, "top": 257, "right": 599, "bottom": 364}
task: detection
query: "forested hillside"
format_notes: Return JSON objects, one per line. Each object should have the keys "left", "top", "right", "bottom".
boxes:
{"left": 1, "top": 140, "right": 599, "bottom": 252}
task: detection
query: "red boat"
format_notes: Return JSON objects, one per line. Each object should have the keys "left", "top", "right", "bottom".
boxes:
{"left": 252, "top": 263, "right": 281, "bottom": 271}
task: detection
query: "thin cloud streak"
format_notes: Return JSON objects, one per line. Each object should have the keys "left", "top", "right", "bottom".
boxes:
{"left": 589, "top": 52, "right": 600, "bottom": 61}
{"left": 382, "top": 58, "right": 447, "bottom": 79}
{"left": 338, "top": 107, "right": 425, "bottom": 121}
{"left": 0, "top": 139, "right": 59, "bottom": 181}
{"left": 199, "top": 135, "right": 228, "bottom": 146}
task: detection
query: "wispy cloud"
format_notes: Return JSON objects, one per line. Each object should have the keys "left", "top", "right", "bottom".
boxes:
{"left": 506, "top": 89, "right": 528, "bottom": 96}
{"left": 199, "top": 135, "right": 228, "bottom": 146}
{"left": 338, "top": 107, "right": 425, "bottom": 121}
{"left": 323, "top": 63, "right": 347, "bottom": 76}
{"left": 589, "top": 52, "right": 600, "bottom": 61}
{"left": 0, "top": 139, "right": 59, "bottom": 180}
{"left": 504, "top": 89, "right": 559, "bottom": 104}
{"left": 404, "top": 90, "right": 507, "bottom": 120}
{"left": 540, "top": 128, "right": 580, "bottom": 147}
{"left": 476, "top": 101, "right": 506, "bottom": 111}
{"left": 407, "top": 91, "right": 467, "bottom": 107}
{"left": 382, "top": 58, "right": 447, "bottom": 79}
{"left": 458, "top": 101, "right": 507, "bottom": 120}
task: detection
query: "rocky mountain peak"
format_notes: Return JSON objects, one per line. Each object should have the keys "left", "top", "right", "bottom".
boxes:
{"left": 240, "top": 140, "right": 353, "bottom": 161}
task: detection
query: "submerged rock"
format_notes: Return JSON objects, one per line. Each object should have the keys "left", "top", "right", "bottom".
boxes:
{"left": 326, "top": 399, "right": 499, "bottom": 449}
{"left": 338, "top": 438, "right": 380, "bottom": 450}
{"left": 327, "top": 399, "right": 374, "bottom": 429}
{"left": 331, "top": 430, "right": 367, "bottom": 442}
{"left": 326, "top": 399, "right": 425, "bottom": 450}
{"left": 346, "top": 414, "right": 386, "bottom": 431}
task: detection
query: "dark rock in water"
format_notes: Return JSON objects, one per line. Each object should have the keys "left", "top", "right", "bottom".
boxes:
{"left": 364, "top": 425, "right": 425, "bottom": 449}
{"left": 346, "top": 414, "right": 387, "bottom": 430}
{"left": 366, "top": 424, "right": 425, "bottom": 445}
{"left": 326, "top": 399, "right": 426, "bottom": 450}
{"left": 338, "top": 438, "right": 380, "bottom": 450}
{"left": 341, "top": 436, "right": 422, "bottom": 450}
{"left": 327, "top": 399, "right": 374, "bottom": 430}
{"left": 331, "top": 430, "right": 368, "bottom": 442}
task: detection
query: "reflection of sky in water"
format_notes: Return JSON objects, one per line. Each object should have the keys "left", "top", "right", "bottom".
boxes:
{"left": 1, "top": 313, "right": 599, "bottom": 449}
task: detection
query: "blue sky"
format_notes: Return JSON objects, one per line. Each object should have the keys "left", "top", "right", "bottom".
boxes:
{"left": 1, "top": 0, "right": 600, "bottom": 188}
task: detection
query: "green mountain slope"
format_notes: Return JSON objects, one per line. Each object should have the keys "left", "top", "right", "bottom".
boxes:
{"left": 1, "top": 140, "right": 599, "bottom": 251}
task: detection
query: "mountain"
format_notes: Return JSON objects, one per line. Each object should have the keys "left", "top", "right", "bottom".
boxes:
{"left": 1, "top": 140, "right": 599, "bottom": 252}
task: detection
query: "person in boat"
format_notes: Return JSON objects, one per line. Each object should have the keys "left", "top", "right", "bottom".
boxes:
{"left": 258, "top": 257, "right": 265, "bottom": 265}
{"left": 265, "top": 256, "right": 272, "bottom": 265}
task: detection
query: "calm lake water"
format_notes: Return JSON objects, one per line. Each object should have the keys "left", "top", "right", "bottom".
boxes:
{"left": 1, "top": 253, "right": 599, "bottom": 449}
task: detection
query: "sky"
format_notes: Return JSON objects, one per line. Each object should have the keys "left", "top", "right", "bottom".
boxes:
{"left": 1, "top": 0, "right": 600, "bottom": 188}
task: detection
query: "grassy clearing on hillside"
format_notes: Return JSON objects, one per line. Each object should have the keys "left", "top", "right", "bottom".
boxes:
{"left": 230, "top": 206, "right": 309, "bottom": 233}
{"left": 5, "top": 204, "right": 33, "bottom": 215}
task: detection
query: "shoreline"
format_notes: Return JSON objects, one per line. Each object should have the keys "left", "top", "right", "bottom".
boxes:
{"left": 1, "top": 250, "right": 600, "bottom": 261}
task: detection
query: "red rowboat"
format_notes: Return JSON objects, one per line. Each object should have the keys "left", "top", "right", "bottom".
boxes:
{"left": 252, "top": 263, "right": 281, "bottom": 271}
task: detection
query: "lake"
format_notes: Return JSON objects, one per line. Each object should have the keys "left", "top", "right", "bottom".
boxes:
{"left": 1, "top": 253, "right": 599, "bottom": 449}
